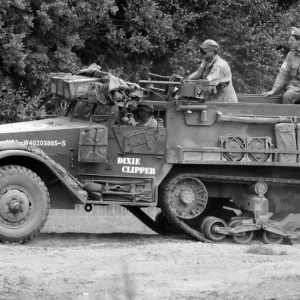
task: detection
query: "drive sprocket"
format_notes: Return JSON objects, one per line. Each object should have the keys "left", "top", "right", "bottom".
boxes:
{"left": 159, "top": 173, "right": 210, "bottom": 242}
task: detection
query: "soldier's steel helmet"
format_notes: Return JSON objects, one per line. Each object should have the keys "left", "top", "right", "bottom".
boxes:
{"left": 137, "top": 103, "right": 154, "bottom": 113}
{"left": 291, "top": 27, "right": 300, "bottom": 37}
{"left": 200, "top": 39, "right": 219, "bottom": 51}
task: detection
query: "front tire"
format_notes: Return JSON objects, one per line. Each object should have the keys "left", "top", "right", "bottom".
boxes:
{"left": 0, "top": 165, "right": 50, "bottom": 243}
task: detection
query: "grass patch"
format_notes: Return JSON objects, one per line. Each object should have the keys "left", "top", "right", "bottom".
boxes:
{"left": 246, "top": 245, "right": 287, "bottom": 256}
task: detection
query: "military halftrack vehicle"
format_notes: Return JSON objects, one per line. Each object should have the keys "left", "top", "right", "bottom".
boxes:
{"left": 0, "top": 72, "right": 300, "bottom": 245}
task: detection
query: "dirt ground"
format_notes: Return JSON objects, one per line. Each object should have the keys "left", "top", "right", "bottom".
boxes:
{"left": 1, "top": 210, "right": 300, "bottom": 300}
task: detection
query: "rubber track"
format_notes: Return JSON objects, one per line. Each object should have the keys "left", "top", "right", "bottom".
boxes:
{"left": 0, "top": 165, "right": 50, "bottom": 244}
{"left": 159, "top": 173, "right": 210, "bottom": 243}
{"left": 159, "top": 171, "right": 300, "bottom": 243}
{"left": 124, "top": 206, "right": 166, "bottom": 235}
{"left": 128, "top": 171, "right": 300, "bottom": 244}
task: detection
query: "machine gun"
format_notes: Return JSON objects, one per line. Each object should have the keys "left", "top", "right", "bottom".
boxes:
{"left": 139, "top": 72, "right": 211, "bottom": 102}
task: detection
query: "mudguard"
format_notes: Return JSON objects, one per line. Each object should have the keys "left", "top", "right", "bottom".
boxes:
{"left": 0, "top": 141, "right": 87, "bottom": 204}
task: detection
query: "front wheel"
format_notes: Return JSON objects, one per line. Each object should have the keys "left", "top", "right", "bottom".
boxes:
{"left": 0, "top": 165, "right": 50, "bottom": 243}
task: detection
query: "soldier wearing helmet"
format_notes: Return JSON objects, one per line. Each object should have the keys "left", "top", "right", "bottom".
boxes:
{"left": 188, "top": 39, "right": 238, "bottom": 103}
{"left": 122, "top": 103, "right": 158, "bottom": 127}
{"left": 263, "top": 27, "right": 300, "bottom": 104}
{"left": 135, "top": 103, "right": 157, "bottom": 127}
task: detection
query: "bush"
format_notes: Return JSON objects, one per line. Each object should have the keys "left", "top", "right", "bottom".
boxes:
{"left": 0, "top": 83, "right": 45, "bottom": 124}
{"left": 0, "top": 0, "right": 299, "bottom": 123}
{"left": 246, "top": 244, "right": 287, "bottom": 255}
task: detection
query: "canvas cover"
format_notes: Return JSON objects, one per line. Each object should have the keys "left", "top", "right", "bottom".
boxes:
{"left": 275, "top": 123, "right": 297, "bottom": 163}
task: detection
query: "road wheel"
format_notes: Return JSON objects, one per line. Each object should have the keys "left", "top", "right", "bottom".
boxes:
{"left": 0, "top": 165, "right": 50, "bottom": 244}
{"left": 262, "top": 231, "right": 283, "bottom": 245}
{"left": 203, "top": 217, "right": 227, "bottom": 242}
{"left": 199, "top": 216, "right": 212, "bottom": 233}
{"left": 287, "top": 224, "right": 300, "bottom": 245}
{"left": 230, "top": 221, "right": 254, "bottom": 244}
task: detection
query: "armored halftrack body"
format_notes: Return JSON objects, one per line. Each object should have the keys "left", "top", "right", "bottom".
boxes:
{"left": 0, "top": 74, "right": 300, "bottom": 245}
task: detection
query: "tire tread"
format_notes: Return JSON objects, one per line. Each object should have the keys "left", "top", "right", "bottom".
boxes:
{"left": 0, "top": 165, "right": 50, "bottom": 244}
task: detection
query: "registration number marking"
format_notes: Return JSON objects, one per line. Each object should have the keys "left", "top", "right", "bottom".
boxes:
{"left": 5, "top": 139, "right": 66, "bottom": 147}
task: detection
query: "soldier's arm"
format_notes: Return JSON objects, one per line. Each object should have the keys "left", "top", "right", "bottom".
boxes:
{"left": 188, "top": 61, "right": 205, "bottom": 80}
{"left": 262, "top": 54, "right": 291, "bottom": 97}
{"left": 272, "top": 55, "right": 291, "bottom": 94}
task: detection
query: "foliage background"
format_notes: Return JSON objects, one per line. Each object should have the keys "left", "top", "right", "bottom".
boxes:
{"left": 0, "top": 0, "right": 299, "bottom": 122}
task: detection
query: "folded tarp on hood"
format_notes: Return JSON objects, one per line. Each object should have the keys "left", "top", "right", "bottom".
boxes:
{"left": 86, "top": 74, "right": 144, "bottom": 108}
{"left": 74, "top": 64, "right": 144, "bottom": 107}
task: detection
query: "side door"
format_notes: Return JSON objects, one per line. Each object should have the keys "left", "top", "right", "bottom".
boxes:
{"left": 112, "top": 125, "right": 166, "bottom": 155}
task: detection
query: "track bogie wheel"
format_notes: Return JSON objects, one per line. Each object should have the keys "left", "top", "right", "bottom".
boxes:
{"left": 262, "top": 230, "right": 283, "bottom": 245}
{"left": 287, "top": 225, "right": 300, "bottom": 245}
{"left": 230, "top": 221, "right": 254, "bottom": 244}
{"left": 203, "top": 217, "right": 227, "bottom": 242}
{"left": 228, "top": 219, "right": 241, "bottom": 228}
{"left": 200, "top": 216, "right": 213, "bottom": 233}
{"left": 0, "top": 165, "right": 50, "bottom": 244}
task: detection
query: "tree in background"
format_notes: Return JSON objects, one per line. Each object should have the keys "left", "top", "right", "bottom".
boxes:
{"left": 0, "top": 0, "right": 299, "bottom": 122}
{"left": 170, "top": 0, "right": 300, "bottom": 93}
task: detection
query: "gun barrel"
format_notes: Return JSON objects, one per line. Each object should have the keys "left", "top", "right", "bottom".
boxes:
{"left": 139, "top": 80, "right": 181, "bottom": 85}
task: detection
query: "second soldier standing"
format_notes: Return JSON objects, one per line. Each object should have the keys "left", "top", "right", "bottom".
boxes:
{"left": 263, "top": 27, "right": 300, "bottom": 104}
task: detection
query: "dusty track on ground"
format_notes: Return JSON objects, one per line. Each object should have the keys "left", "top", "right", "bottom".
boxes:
{"left": 1, "top": 233, "right": 300, "bottom": 300}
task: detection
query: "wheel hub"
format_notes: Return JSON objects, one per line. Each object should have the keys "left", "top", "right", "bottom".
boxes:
{"left": 179, "top": 190, "right": 195, "bottom": 204}
{"left": 0, "top": 189, "right": 30, "bottom": 223}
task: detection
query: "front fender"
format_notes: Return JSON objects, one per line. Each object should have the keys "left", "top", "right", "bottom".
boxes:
{"left": 0, "top": 149, "right": 86, "bottom": 204}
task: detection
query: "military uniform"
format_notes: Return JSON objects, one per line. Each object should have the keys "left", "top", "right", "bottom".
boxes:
{"left": 188, "top": 39, "right": 238, "bottom": 103}
{"left": 135, "top": 103, "right": 158, "bottom": 127}
{"left": 137, "top": 115, "right": 157, "bottom": 127}
{"left": 273, "top": 50, "right": 300, "bottom": 104}
{"left": 269, "top": 27, "right": 300, "bottom": 104}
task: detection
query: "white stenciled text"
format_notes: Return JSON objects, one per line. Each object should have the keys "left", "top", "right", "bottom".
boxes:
{"left": 117, "top": 157, "right": 155, "bottom": 175}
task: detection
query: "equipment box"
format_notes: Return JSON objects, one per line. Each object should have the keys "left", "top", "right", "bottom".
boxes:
{"left": 50, "top": 75, "right": 102, "bottom": 99}
{"left": 50, "top": 73, "right": 73, "bottom": 96}
{"left": 63, "top": 76, "right": 102, "bottom": 99}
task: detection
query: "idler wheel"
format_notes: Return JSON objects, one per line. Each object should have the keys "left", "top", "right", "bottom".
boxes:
{"left": 203, "top": 217, "right": 227, "bottom": 242}
{"left": 229, "top": 220, "right": 254, "bottom": 244}
{"left": 262, "top": 231, "right": 283, "bottom": 245}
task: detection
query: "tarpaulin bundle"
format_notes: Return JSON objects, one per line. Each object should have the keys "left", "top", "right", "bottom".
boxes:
{"left": 74, "top": 63, "right": 108, "bottom": 78}
{"left": 75, "top": 64, "right": 144, "bottom": 108}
